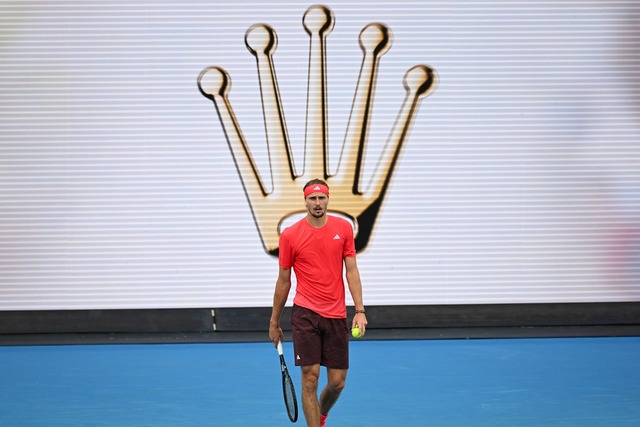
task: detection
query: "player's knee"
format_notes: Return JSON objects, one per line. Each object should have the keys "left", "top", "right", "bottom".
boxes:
{"left": 328, "top": 376, "right": 346, "bottom": 393}
{"left": 301, "top": 368, "right": 320, "bottom": 392}
{"left": 329, "top": 380, "right": 346, "bottom": 393}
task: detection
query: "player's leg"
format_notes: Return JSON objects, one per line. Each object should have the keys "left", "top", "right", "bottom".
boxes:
{"left": 301, "top": 363, "right": 321, "bottom": 427}
{"left": 291, "top": 305, "right": 324, "bottom": 426}
{"left": 317, "top": 315, "right": 350, "bottom": 424}
{"left": 319, "top": 368, "right": 347, "bottom": 416}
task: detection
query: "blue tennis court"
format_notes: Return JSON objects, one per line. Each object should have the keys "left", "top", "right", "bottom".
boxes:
{"left": 1, "top": 337, "right": 639, "bottom": 426}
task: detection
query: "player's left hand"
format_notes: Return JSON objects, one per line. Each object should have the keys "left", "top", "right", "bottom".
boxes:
{"left": 352, "top": 312, "right": 368, "bottom": 336}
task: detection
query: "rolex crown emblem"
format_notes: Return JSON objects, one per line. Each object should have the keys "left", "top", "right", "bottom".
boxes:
{"left": 198, "top": 5, "right": 437, "bottom": 256}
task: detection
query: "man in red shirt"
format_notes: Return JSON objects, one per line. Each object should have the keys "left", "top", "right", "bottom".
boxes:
{"left": 269, "top": 178, "right": 368, "bottom": 427}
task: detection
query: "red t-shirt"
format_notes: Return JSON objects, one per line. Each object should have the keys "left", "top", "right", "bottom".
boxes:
{"left": 279, "top": 215, "right": 356, "bottom": 318}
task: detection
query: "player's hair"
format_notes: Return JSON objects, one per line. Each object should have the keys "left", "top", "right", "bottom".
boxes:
{"left": 303, "top": 178, "right": 329, "bottom": 190}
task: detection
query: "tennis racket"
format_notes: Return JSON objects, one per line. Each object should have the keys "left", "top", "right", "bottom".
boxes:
{"left": 277, "top": 340, "right": 299, "bottom": 423}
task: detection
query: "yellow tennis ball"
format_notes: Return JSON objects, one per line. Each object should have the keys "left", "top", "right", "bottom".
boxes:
{"left": 351, "top": 325, "right": 363, "bottom": 338}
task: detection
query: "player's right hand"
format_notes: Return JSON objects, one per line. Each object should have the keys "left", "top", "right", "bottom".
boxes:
{"left": 269, "top": 323, "right": 284, "bottom": 347}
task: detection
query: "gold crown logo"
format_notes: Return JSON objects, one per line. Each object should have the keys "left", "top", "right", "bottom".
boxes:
{"left": 198, "top": 5, "right": 437, "bottom": 256}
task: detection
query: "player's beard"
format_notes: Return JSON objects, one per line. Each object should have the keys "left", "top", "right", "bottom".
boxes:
{"left": 309, "top": 205, "right": 326, "bottom": 218}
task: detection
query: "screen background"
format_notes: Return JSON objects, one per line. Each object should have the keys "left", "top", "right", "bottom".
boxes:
{"left": 1, "top": 0, "right": 639, "bottom": 310}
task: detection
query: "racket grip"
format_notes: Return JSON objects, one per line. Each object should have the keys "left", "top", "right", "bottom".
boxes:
{"left": 277, "top": 340, "right": 284, "bottom": 356}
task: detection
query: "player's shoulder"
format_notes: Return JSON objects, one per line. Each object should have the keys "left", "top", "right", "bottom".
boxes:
{"left": 327, "top": 214, "right": 354, "bottom": 230}
{"left": 280, "top": 216, "right": 307, "bottom": 236}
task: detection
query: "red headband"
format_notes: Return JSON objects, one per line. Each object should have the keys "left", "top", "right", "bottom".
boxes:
{"left": 304, "top": 184, "right": 330, "bottom": 198}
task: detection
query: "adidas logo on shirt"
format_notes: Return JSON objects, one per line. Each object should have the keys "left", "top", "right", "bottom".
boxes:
{"left": 333, "top": 234, "right": 340, "bottom": 240}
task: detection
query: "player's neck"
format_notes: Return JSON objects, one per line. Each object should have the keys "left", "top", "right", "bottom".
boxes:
{"left": 306, "top": 213, "right": 328, "bottom": 228}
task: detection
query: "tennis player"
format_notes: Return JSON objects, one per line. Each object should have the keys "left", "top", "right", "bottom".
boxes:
{"left": 269, "top": 178, "right": 368, "bottom": 427}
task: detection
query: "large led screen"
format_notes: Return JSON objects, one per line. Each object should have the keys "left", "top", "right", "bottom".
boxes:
{"left": 1, "top": 1, "right": 639, "bottom": 309}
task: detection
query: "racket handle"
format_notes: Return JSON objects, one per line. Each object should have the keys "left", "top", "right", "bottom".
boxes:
{"left": 277, "top": 340, "right": 284, "bottom": 356}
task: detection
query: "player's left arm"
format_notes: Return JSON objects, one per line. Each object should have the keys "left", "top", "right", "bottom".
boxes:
{"left": 345, "top": 256, "right": 368, "bottom": 334}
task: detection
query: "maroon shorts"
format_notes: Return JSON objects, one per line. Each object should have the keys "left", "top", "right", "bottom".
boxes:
{"left": 291, "top": 305, "right": 349, "bottom": 369}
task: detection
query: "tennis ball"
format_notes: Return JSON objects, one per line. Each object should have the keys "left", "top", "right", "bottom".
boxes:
{"left": 351, "top": 325, "right": 363, "bottom": 338}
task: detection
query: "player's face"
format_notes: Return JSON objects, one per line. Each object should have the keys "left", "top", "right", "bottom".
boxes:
{"left": 305, "top": 193, "right": 329, "bottom": 218}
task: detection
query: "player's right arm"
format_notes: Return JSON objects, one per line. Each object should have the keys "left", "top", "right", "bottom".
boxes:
{"left": 269, "top": 266, "right": 292, "bottom": 347}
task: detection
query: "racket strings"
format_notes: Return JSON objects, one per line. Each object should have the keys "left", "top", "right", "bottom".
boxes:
{"left": 283, "top": 374, "right": 298, "bottom": 421}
